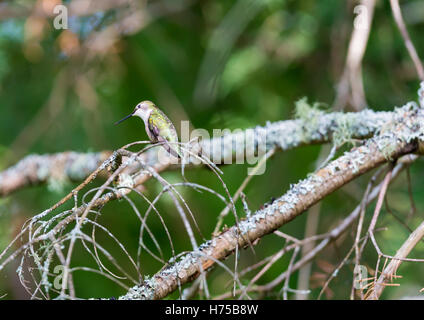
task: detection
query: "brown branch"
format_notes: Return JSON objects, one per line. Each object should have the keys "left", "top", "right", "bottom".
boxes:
{"left": 118, "top": 103, "right": 423, "bottom": 300}
{"left": 211, "top": 154, "right": 417, "bottom": 300}
{"left": 333, "top": 0, "right": 376, "bottom": 110}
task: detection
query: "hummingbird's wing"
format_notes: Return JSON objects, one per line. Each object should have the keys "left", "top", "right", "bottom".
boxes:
{"left": 148, "top": 110, "right": 181, "bottom": 158}
{"left": 144, "top": 121, "right": 157, "bottom": 142}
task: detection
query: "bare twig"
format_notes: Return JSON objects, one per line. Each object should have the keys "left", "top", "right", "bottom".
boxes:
{"left": 390, "top": 0, "right": 424, "bottom": 81}
{"left": 366, "top": 219, "right": 424, "bottom": 299}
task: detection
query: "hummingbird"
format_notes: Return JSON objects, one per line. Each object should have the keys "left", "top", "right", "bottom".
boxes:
{"left": 115, "top": 100, "right": 182, "bottom": 159}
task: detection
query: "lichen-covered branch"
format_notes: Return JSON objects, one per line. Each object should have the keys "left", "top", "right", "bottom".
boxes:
{"left": 0, "top": 151, "right": 112, "bottom": 197}
{"left": 199, "top": 106, "right": 391, "bottom": 162}
{"left": 118, "top": 103, "right": 424, "bottom": 300}
{"left": 0, "top": 107, "right": 392, "bottom": 197}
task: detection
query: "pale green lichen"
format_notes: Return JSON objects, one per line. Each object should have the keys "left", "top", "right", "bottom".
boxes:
{"left": 376, "top": 101, "right": 424, "bottom": 160}
{"left": 294, "top": 97, "right": 326, "bottom": 121}
{"left": 349, "top": 147, "right": 367, "bottom": 173}
{"left": 376, "top": 134, "right": 398, "bottom": 161}
{"left": 333, "top": 115, "right": 356, "bottom": 148}
{"left": 119, "top": 275, "right": 156, "bottom": 300}
{"left": 294, "top": 98, "right": 326, "bottom": 141}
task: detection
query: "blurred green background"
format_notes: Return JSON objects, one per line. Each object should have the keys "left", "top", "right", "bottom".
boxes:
{"left": 1, "top": 0, "right": 424, "bottom": 299}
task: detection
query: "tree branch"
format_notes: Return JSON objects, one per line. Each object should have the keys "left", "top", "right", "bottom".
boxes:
{"left": 1, "top": 107, "right": 392, "bottom": 197}
{"left": 118, "top": 103, "right": 423, "bottom": 300}
{"left": 0, "top": 151, "right": 112, "bottom": 197}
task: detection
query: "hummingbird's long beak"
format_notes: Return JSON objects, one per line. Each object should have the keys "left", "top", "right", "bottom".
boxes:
{"left": 114, "top": 112, "right": 134, "bottom": 125}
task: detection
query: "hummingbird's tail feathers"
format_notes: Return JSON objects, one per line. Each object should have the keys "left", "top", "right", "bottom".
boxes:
{"left": 167, "top": 145, "right": 182, "bottom": 159}
{"left": 157, "top": 137, "right": 183, "bottom": 160}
